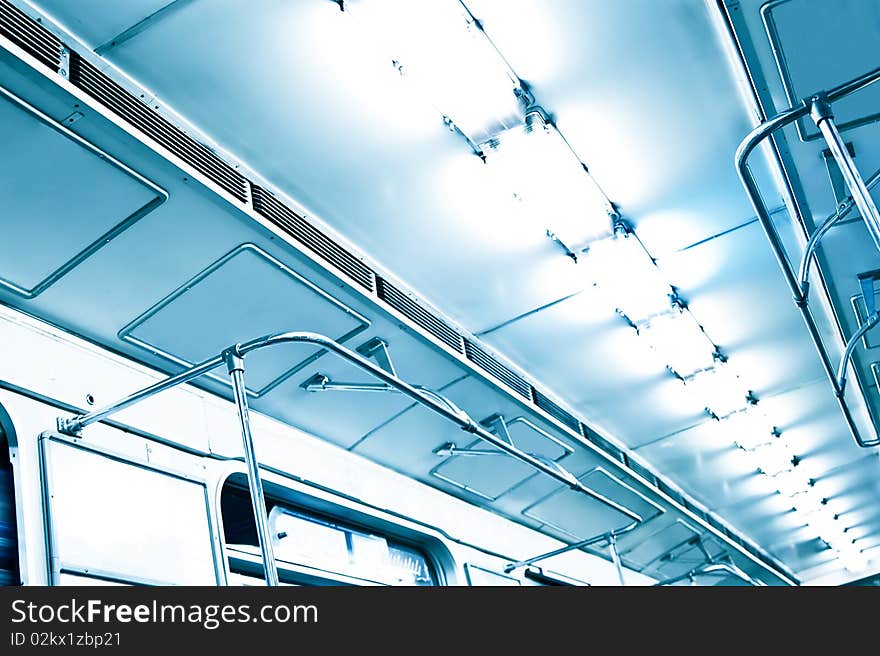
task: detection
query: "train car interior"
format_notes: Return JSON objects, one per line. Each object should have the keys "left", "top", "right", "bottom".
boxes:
{"left": 0, "top": 0, "right": 879, "bottom": 587}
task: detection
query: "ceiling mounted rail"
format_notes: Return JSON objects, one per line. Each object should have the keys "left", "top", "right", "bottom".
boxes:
{"left": 797, "top": 166, "right": 880, "bottom": 299}
{"left": 504, "top": 522, "right": 639, "bottom": 587}
{"left": 653, "top": 536, "right": 764, "bottom": 587}
{"left": 55, "top": 331, "right": 642, "bottom": 585}
{"left": 735, "top": 64, "right": 880, "bottom": 448}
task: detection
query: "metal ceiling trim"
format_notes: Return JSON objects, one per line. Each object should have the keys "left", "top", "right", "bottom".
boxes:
{"left": 0, "top": 1, "right": 799, "bottom": 584}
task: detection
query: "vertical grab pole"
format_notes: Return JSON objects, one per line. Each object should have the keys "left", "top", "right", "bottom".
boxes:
{"left": 608, "top": 535, "right": 625, "bottom": 587}
{"left": 226, "top": 349, "right": 279, "bottom": 587}
{"left": 810, "top": 95, "right": 880, "bottom": 253}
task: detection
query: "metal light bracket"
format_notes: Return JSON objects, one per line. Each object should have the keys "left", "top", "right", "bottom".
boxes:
{"left": 301, "top": 337, "right": 397, "bottom": 393}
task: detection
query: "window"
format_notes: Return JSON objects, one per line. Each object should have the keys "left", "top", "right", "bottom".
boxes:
{"left": 221, "top": 482, "right": 438, "bottom": 586}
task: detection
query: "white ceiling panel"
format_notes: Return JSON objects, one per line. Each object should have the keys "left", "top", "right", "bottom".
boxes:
{"left": 29, "top": 0, "right": 174, "bottom": 49}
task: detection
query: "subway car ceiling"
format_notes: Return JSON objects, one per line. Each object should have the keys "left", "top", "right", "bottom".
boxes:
{"left": 0, "top": 0, "right": 878, "bottom": 586}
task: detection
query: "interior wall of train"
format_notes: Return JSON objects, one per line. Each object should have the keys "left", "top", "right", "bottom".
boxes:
{"left": 0, "top": 0, "right": 879, "bottom": 587}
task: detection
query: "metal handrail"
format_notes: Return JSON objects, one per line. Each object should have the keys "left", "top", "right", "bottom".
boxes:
{"left": 735, "top": 65, "right": 880, "bottom": 448}
{"left": 654, "top": 561, "right": 765, "bottom": 587}
{"left": 503, "top": 521, "right": 639, "bottom": 586}
{"left": 797, "top": 166, "right": 880, "bottom": 298}
{"left": 57, "top": 330, "right": 643, "bottom": 584}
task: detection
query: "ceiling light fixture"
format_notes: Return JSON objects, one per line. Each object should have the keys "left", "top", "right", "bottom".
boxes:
{"left": 637, "top": 307, "right": 719, "bottom": 377}
{"left": 338, "top": 0, "right": 530, "bottom": 148}
{"left": 482, "top": 110, "right": 615, "bottom": 255}
{"left": 683, "top": 365, "right": 750, "bottom": 419}
{"left": 739, "top": 437, "right": 795, "bottom": 476}
{"left": 581, "top": 228, "right": 677, "bottom": 322}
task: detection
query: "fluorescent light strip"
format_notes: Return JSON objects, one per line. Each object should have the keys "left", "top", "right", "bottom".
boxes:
{"left": 581, "top": 230, "right": 677, "bottom": 322}
{"left": 338, "top": 0, "right": 528, "bottom": 147}
{"left": 637, "top": 307, "right": 718, "bottom": 377}
{"left": 482, "top": 111, "right": 614, "bottom": 251}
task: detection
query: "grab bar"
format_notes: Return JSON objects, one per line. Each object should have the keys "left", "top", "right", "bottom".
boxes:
{"left": 57, "top": 330, "right": 643, "bottom": 585}
{"left": 735, "top": 65, "right": 880, "bottom": 448}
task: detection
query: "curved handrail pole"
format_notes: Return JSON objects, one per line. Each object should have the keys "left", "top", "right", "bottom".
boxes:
{"left": 235, "top": 332, "right": 642, "bottom": 521}
{"left": 734, "top": 66, "right": 880, "bottom": 448}
{"left": 837, "top": 313, "right": 880, "bottom": 393}
{"left": 798, "top": 167, "right": 880, "bottom": 297}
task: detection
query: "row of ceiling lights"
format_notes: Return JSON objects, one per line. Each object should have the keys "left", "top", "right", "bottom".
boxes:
{"left": 333, "top": 0, "right": 867, "bottom": 574}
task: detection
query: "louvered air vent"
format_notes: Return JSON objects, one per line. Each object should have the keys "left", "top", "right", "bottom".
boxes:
{"left": 530, "top": 389, "right": 581, "bottom": 433}
{"left": 0, "top": 1, "right": 62, "bottom": 70}
{"left": 624, "top": 456, "right": 657, "bottom": 487}
{"left": 656, "top": 479, "right": 685, "bottom": 507}
{"left": 251, "top": 186, "right": 375, "bottom": 292}
{"left": 67, "top": 54, "right": 250, "bottom": 203}
{"left": 581, "top": 424, "right": 625, "bottom": 464}
{"left": 464, "top": 339, "right": 530, "bottom": 399}
{"left": 376, "top": 277, "right": 465, "bottom": 354}
{"left": 684, "top": 498, "right": 708, "bottom": 521}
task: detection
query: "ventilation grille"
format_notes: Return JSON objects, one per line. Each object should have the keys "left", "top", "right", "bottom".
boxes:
{"left": 464, "top": 339, "right": 530, "bottom": 399}
{"left": 656, "top": 479, "right": 685, "bottom": 507}
{"left": 0, "top": 1, "right": 61, "bottom": 70}
{"left": 624, "top": 456, "right": 657, "bottom": 486}
{"left": 582, "top": 425, "right": 625, "bottom": 464}
{"left": 530, "top": 389, "right": 581, "bottom": 433}
{"left": 67, "top": 54, "right": 249, "bottom": 203}
{"left": 376, "top": 278, "right": 464, "bottom": 354}
{"left": 683, "top": 498, "right": 708, "bottom": 522}
{"left": 251, "top": 186, "right": 375, "bottom": 292}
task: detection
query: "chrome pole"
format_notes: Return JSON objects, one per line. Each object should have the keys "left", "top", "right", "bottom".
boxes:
{"left": 735, "top": 69, "right": 880, "bottom": 448}
{"left": 837, "top": 312, "right": 880, "bottom": 392}
{"left": 56, "top": 353, "right": 225, "bottom": 435}
{"left": 503, "top": 522, "right": 638, "bottom": 573}
{"left": 609, "top": 534, "right": 626, "bottom": 587}
{"left": 798, "top": 166, "right": 880, "bottom": 297}
{"left": 810, "top": 96, "right": 880, "bottom": 252}
{"left": 226, "top": 350, "right": 279, "bottom": 587}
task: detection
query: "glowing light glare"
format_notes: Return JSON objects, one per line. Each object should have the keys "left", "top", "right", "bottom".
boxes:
{"left": 723, "top": 408, "right": 776, "bottom": 450}
{"left": 684, "top": 365, "right": 749, "bottom": 418}
{"left": 340, "top": 0, "right": 526, "bottom": 143}
{"left": 741, "top": 439, "right": 794, "bottom": 476}
{"left": 772, "top": 469, "right": 811, "bottom": 497}
{"left": 638, "top": 309, "right": 717, "bottom": 377}
{"left": 840, "top": 550, "right": 869, "bottom": 573}
{"left": 792, "top": 488, "right": 826, "bottom": 515}
{"left": 582, "top": 232, "right": 676, "bottom": 322}
{"left": 483, "top": 114, "right": 614, "bottom": 250}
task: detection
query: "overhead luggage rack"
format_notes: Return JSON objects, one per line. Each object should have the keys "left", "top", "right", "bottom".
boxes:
{"left": 55, "top": 330, "right": 643, "bottom": 586}
{"left": 735, "top": 65, "right": 880, "bottom": 448}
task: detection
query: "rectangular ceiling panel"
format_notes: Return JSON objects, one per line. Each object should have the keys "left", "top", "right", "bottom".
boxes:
{"left": 0, "top": 85, "right": 164, "bottom": 298}
{"left": 121, "top": 243, "right": 369, "bottom": 393}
